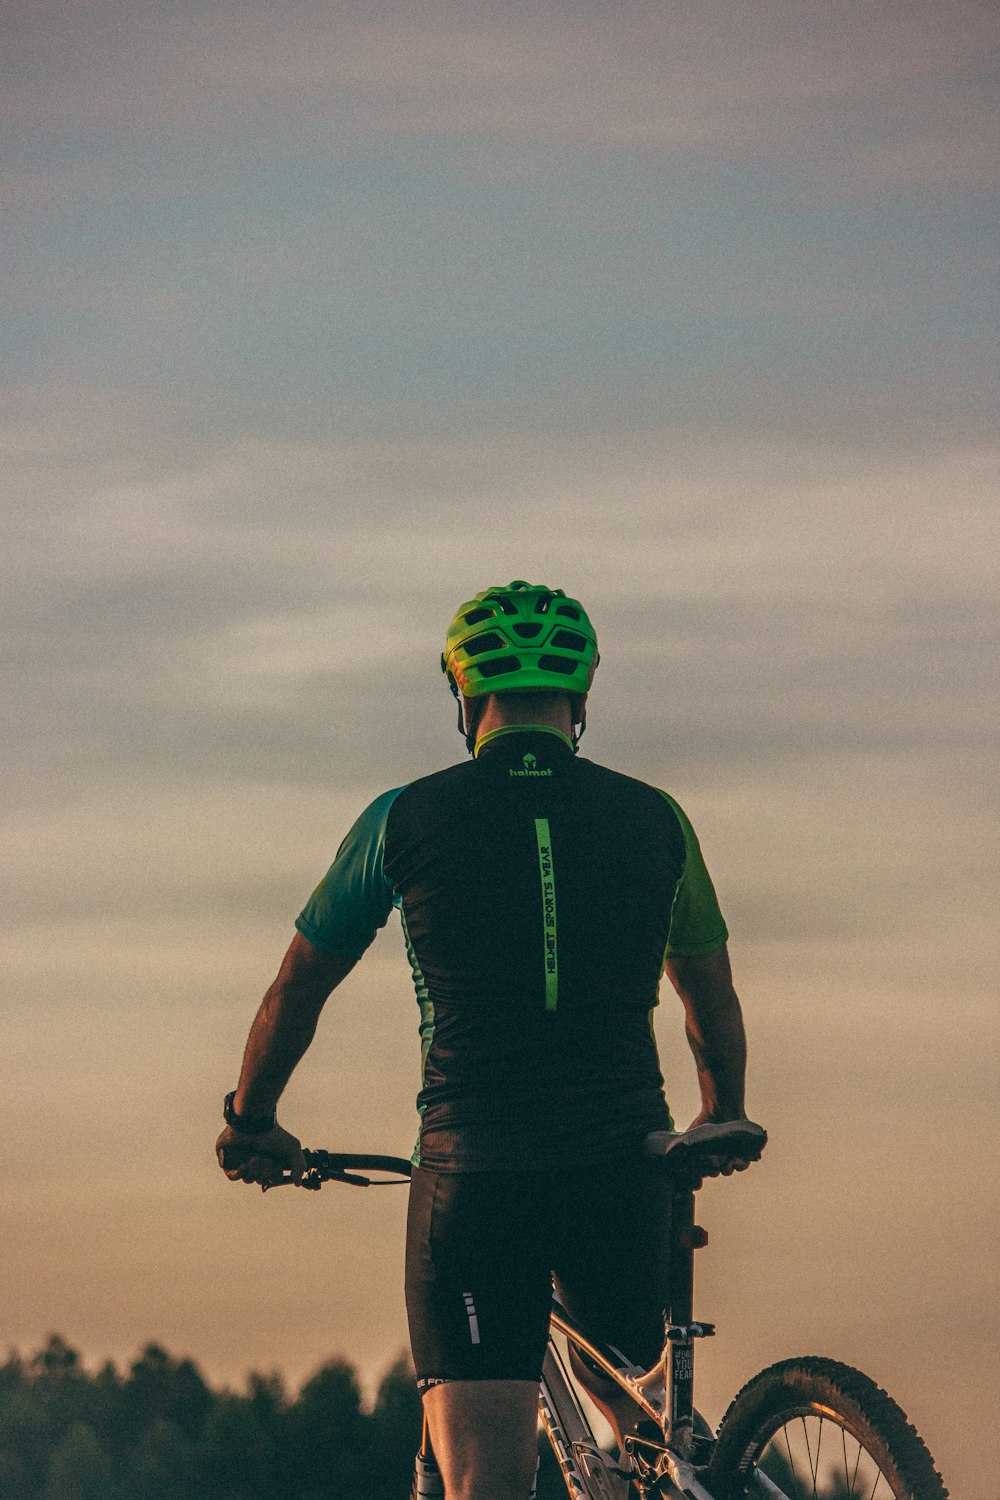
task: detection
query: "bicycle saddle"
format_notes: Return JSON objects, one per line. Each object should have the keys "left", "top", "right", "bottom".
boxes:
{"left": 643, "top": 1119, "right": 767, "bottom": 1172}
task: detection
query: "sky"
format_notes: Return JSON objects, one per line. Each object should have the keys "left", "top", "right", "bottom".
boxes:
{"left": 3, "top": 2, "right": 999, "bottom": 1494}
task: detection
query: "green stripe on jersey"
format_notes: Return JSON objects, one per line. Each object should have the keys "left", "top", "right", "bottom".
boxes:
{"left": 534, "top": 818, "right": 558, "bottom": 1013}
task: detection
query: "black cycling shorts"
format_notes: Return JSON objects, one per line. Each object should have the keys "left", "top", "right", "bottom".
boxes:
{"left": 404, "top": 1158, "right": 673, "bottom": 1390}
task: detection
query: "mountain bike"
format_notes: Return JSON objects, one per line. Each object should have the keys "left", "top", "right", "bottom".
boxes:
{"left": 221, "top": 1121, "right": 948, "bottom": 1499}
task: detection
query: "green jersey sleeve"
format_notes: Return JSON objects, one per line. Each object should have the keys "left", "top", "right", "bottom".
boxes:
{"left": 295, "top": 786, "right": 406, "bottom": 957}
{"left": 658, "top": 791, "right": 729, "bottom": 957}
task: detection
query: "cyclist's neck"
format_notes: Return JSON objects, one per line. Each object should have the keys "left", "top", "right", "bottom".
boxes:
{"left": 471, "top": 692, "right": 577, "bottom": 753}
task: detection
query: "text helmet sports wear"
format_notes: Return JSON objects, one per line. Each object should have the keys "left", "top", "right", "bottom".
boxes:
{"left": 442, "top": 580, "right": 599, "bottom": 700}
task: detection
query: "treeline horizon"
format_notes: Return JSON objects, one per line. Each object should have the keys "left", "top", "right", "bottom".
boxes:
{"left": 0, "top": 1333, "right": 567, "bottom": 1499}
{"left": 0, "top": 1335, "right": 869, "bottom": 1499}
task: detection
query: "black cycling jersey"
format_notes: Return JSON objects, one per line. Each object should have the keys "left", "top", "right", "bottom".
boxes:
{"left": 296, "top": 726, "right": 728, "bottom": 1171}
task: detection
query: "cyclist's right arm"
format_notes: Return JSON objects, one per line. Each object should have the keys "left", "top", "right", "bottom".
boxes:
{"left": 662, "top": 945, "right": 758, "bottom": 1177}
{"left": 663, "top": 945, "right": 748, "bottom": 1128}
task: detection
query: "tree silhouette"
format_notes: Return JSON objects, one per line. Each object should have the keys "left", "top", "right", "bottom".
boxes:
{"left": 367, "top": 1353, "right": 423, "bottom": 1500}
{"left": 283, "top": 1356, "right": 367, "bottom": 1498}
{"left": 120, "top": 1346, "right": 212, "bottom": 1446}
{"left": 202, "top": 1377, "right": 286, "bottom": 1500}
{"left": 42, "top": 1421, "right": 113, "bottom": 1500}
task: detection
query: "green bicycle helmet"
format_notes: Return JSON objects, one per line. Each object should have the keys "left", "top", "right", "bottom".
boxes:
{"left": 442, "top": 580, "right": 599, "bottom": 700}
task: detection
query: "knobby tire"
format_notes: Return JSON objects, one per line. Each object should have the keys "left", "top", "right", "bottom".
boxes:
{"left": 705, "top": 1356, "right": 948, "bottom": 1500}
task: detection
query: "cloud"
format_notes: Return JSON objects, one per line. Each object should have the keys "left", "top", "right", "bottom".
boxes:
{"left": 4, "top": 1, "right": 998, "bottom": 192}
{"left": 5, "top": 8, "right": 995, "bottom": 458}
{"left": 4, "top": 397, "right": 996, "bottom": 836}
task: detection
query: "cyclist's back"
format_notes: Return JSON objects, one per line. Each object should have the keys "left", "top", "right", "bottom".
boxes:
{"left": 296, "top": 724, "right": 728, "bottom": 1171}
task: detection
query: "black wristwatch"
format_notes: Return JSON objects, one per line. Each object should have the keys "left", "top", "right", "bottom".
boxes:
{"left": 223, "top": 1091, "right": 277, "bottom": 1135}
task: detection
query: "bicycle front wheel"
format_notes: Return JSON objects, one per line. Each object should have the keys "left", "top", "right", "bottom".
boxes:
{"left": 706, "top": 1357, "right": 948, "bottom": 1500}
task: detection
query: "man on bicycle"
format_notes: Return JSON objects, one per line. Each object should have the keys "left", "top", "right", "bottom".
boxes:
{"left": 217, "top": 580, "right": 755, "bottom": 1500}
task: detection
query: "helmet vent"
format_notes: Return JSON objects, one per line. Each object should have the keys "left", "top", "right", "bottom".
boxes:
{"left": 464, "top": 631, "right": 506, "bottom": 656}
{"left": 479, "top": 656, "right": 522, "bottom": 678}
{"left": 513, "top": 623, "right": 543, "bottom": 639}
{"left": 494, "top": 596, "right": 519, "bottom": 615}
{"left": 538, "top": 654, "right": 576, "bottom": 675}
{"left": 550, "top": 629, "right": 587, "bottom": 652}
{"left": 534, "top": 593, "right": 554, "bottom": 614}
{"left": 555, "top": 605, "right": 581, "bottom": 620}
{"left": 464, "top": 607, "right": 494, "bottom": 626}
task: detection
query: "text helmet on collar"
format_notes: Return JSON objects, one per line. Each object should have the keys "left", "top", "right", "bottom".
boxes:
{"left": 442, "top": 580, "right": 599, "bottom": 700}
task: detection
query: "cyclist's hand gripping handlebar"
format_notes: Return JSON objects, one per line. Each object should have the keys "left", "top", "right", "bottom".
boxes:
{"left": 215, "top": 1122, "right": 307, "bottom": 1187}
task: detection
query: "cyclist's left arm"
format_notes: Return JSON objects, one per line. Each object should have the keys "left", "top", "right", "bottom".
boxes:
{"left": 232, "top": 932, "right": 356, "bottom": 1119}
{"left": 218, "top": 788, "right": 404, "bottom": 1184}
{"left": 217, "top": 932, "right": 357, "bottom": 1183}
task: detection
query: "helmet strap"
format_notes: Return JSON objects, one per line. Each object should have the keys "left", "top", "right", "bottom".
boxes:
{"left": 460, "top": 696, "right": 486, "bottom": 756}
{"left": 571, "top": 698, "right": 586, "bottom": 753}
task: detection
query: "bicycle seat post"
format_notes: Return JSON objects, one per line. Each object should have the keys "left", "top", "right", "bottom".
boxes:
{"left": 665, "top": 1180, "right": 713, "bottom": 1458}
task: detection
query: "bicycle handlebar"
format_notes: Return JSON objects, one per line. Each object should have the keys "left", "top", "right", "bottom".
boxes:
{"left": 220, "top": 1121, "right": 766, "bottom": 1192}
{"left": 218, "top": 1146, "right": 413, "bottom": 1189}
